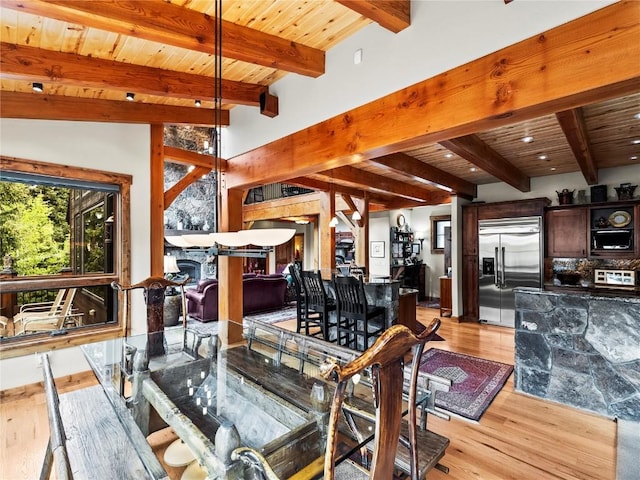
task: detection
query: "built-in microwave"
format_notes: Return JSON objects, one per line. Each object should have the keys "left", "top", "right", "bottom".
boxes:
{"left": 592, "top": 229, "right": 633, "bottom": 251}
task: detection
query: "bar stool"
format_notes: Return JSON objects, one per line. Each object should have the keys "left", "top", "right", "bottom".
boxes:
{"left": 300, "top": 270, "right": 336, "bottom": 341}
{"left": 333, "top": 274, "right": 385, "bottom": 351}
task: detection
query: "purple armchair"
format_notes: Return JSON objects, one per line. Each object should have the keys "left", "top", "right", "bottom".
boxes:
{"left": 186, "top": 273, "right": 288, "bottom": 323}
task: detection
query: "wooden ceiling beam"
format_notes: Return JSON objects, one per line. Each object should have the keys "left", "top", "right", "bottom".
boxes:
{"left": 0, "top": 92, "right": 228, "bottom": 126}
{"left": 164, "top": 166, "right": 210, "bottom": 208}
{"left": 319, "top": 166, "right": 443, "bottom": 202}
{"left": 440, "top": 135, "right": 530, "bottom": 192}
{"left": 555, "top": 108, "right": 598, "bottom": 185}
{"left": 369, "top": 152, "right": 477, "bottom": 199}
{"left": 2, "top": 0, "right": 325, "bottom": 78}
{"left": 0, "top": 42, "right": 270, "bottom": 109}
{"left": 340, "top": 194, "right": 363, "bottom": 227}
{"left": 336, "top": 0, "right": 410, "bottom": 33}
{"left": 226, "top": 2, "right": 639, "bottom": 189}
{"left": 163, "top": 146, "right": 227, "bottom": 171}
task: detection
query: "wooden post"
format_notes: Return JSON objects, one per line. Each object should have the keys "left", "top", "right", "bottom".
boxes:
{"left": 218, "top": 177, "right": 244, "bottom": 345}
{"left": 0, "top": 255, "right": 17, "bottom": 318}
{"left": 319, "top": 189, "right": 335, "bottom": 279}
{"left": 150, "top": 124, "right": 165, "bottom": 278}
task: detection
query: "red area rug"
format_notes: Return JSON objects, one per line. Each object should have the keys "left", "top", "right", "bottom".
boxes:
{"left": 419, "top": 348, "right": 513, "bottom": 421}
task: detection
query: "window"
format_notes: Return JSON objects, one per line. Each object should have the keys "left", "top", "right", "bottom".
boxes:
{"left": 0, "top": 156, "right": 131, "bottom": 359}
{"left": 431, "top": 215, "right": 451, "bottom": 254}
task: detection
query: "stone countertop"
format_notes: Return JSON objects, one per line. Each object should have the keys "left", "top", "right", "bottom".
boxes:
{"left": 540, "top": 283, "right": 640, "bottom": 298}
{"left": 399, "top": 287, "right": 418, "bottom": 296}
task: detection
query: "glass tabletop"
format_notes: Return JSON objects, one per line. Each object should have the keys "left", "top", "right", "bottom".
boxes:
{"left": 80, "top": 319, "right": 370, "bottom": 479}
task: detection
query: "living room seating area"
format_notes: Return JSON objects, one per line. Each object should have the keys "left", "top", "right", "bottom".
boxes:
{"left": 185, "top": 273, "right": 288, "bottom": 323}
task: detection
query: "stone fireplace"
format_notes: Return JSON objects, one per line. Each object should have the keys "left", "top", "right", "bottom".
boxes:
{"left": 165, "top": 244, "right": 216, "bottom": 284}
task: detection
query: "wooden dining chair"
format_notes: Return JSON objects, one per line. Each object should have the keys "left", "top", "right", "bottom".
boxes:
{"left": 333, "top": 274, "right": 385, "bottom": 351}
{"left": 290, "top": 263, "right": 309, "bottom": 335}
{"left": 111, "top": 276, "right": 188, "bottom": 356}
{"left": 340, "top": 318, "right": 450, "bottom": 479}
{"left": 300, "top": 270, "right": 336, "bottom": 341}
{"left": 232, "top": 321, "right": 447, "bottom": 479}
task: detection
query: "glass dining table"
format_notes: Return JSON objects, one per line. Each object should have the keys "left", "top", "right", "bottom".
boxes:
{"left": 80, "top": 319, "right": 374, "bottom": 480}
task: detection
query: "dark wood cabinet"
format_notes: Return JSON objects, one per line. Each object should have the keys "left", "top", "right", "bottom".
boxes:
{"left": 544, "top": 200, "right": 639, "bottom": 259}
{"left": 439, "top": 277, "right": 452, "bottom": 317}
{"left": 462, "top": 205, "right": 478, "bottom": 256}
{"left": 546, "top": 207, "right": 587, "bottom": 258}
{"left": 461, "top": 255, "right": 478, "bottom": 322}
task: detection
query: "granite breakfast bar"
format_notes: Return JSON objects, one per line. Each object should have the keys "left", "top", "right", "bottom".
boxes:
{"left": 514, "top": 287, "right": 640, "bottom": 421}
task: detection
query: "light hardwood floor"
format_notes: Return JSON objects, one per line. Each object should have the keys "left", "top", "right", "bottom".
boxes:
{"left": 0, "top": 307, "right": 617, "bottom": 480}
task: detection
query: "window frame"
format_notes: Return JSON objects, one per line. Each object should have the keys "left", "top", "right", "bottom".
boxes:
{"left": 0, "top": 156, "right": 131, "bottom": 359}
{"left": 430, "top": 215, "right": 451, "bottom": 254}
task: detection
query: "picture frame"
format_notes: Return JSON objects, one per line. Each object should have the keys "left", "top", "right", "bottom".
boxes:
{"left": 371, "top": 240, "right": 385, "bottom": 258}
{"left": 412, "top": 242, "right": 421, "bottom": 254}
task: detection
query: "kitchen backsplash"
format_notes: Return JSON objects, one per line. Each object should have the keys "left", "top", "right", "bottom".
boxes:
{"left": 547, "top": 257, "right": 640, "bottom": 284}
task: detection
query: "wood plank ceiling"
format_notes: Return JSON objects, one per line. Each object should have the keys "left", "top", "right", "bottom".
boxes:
{"left": 1, "top": 0, "right": 638, "bottom": 211}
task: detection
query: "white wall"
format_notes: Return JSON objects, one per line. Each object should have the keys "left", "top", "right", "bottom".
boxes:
{"left": 477, "top": 166, "right": 640, "bottom": 205}
{"left": 409, "top": 204, "right": 452, "bottom": 299}
{"left": 224, "top": 1, "right": 615, "bottom": 159}
{"left": 0, "top": 119, "right": 151, "bottom": 389}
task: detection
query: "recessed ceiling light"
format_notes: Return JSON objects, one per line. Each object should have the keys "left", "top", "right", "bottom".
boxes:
{"left": 469, "top": 167, "right": 477, "bottom": 172}
{"left": 550, "top": 167, "right": 556, "bottom": 171}
{"left": 632, "top": 139, "right": 640, "bottom": 145}
{"left": 32, "top": 82, "right": 43, "bottom": 93}
{"left": 634, "top": 113, "right": 640, "bottom": 120}
{"left": 538, "top": 154, "right": 548, "bottom": 160}
{"left": 195, "top": 99, "right": 202, "bottom": 107}
{"left": 444, "top": 153, "right": 453, "bottom": 158}
{"left": 631, "top": 155, "right": 638, "bottom": 161}
{"left": 126, "top": 92, "right": 135, "bottom": 101}
{"left": 521, "top": 136, "right": 534, "bottom": 143}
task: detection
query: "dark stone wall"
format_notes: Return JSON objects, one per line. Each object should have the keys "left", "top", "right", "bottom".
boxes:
{"left": 514, "top": 288, "right": 640, "bottom": 421}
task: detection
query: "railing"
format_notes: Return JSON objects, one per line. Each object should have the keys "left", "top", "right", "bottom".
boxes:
{"left": 245, "top": 183, "right": 315, "bottom": 204}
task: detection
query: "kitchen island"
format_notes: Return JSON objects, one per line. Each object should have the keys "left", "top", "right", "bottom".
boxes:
{"left": 514, "top": 288, "right": 640, "bottom": 421}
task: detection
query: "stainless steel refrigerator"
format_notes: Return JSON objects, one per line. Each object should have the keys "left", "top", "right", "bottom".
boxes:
{"left": 478, "top": 216, "right": 543, "bottom": 327}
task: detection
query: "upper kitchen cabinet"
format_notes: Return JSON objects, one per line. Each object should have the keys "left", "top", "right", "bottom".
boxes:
{"left": 545, "top": 200, "right": 639, "bottom": 259}
{"left": 546, "top": 207, "right": 588, "bottom": 258}
{"left": 588, "top": 201, "right": 639, "bottom": 259}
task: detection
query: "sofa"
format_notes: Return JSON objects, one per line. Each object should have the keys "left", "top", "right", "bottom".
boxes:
{"left": 186, "top": 273, "right": 288, "bottom": 323}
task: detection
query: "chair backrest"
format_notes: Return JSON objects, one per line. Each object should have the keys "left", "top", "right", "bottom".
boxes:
{"left": 333, "top": 274, "right": 368, "bottom": 317}
{"left": 300, "top": 270, "right": 329, "bottom": 311}
{"left": 403, "top": 261, "right": 422, "bottom": 289}
{"left": 111, "top": 276, "right": 188, "bottom": 356}
{"left": 49, "top": 288, "right": 68, "bottom": 315}
{"left": 290, "top": 263, "right": 305, "bottom": 299}
{"left": 322, "top": 319, "right": 442, "bottom": 480}
{"left": 59, "top": 288, "right": 78, "bottom": 316}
